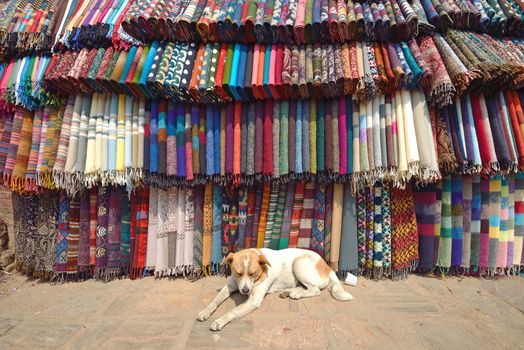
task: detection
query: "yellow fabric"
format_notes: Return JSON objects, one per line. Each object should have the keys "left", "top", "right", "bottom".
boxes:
{"left": 116, "top": 94, "right": 126, "bottom": 173}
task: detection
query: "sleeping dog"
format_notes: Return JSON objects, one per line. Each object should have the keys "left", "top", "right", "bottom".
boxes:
{"left": 197, "top": 248, "right": 353, "bottom": 331}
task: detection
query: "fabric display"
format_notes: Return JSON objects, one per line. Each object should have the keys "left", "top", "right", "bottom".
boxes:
{"left": 417, "top": 0, "right": 524, "bottom": 36}
{"left": 121, "top": 0, "right": 421, "bottom": 43}
{"left": 0, "top": 32, "right": 520, "bottom": 109}
{"left": 0, "top": 91, "right": 444, "bottom": 193}
{"left": 0, "top": 55, "right": 63, "bottom": 111}
{"left": 3, "top": 0, "right": 524, "bottom": 285}
{"left": 13, "top": 177, "right": 522, "bottom": 281}
{"left": 50, "top": 0, "right": 140, "bottom": 51}
{"left": 0, "top": 0, "right": 64, "bottom": 61}
{"left": 414, "top": 175, "right": 524, "bottom": 275}
{"left": 40, "top": 39, "right": 437, "bottom": 103}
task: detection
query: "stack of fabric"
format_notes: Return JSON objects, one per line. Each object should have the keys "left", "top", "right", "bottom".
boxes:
{"left": 50, "top": 0, "right": 140, "bottom": 51}
{"left": 41, "top": 39, "right": 438, "bottom": 103}
{"left": 2, "top": 0, "right": 524, "bottom": 283}
{"left": 122, "top": 0, "right": 421, "bottom": 44}
{"left": 0, "top": 91, "right": 442, "bottom": 193}
{"left": 0, "top": 0, "right": 64, "bottom": 61}
{"left": 0, "top": 55, "right": 63, "bottom": 111}
{"left": 417, "top": 0, "right": 524, "bottom": 36}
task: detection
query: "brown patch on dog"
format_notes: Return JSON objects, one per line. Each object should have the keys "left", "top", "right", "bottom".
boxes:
{"left": 315, "top": 258, "right": 333, "bottom": 280}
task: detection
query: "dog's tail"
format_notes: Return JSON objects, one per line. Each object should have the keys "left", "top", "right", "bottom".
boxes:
{"left": 327, "top": 271, "right": 354, "bottom": 301}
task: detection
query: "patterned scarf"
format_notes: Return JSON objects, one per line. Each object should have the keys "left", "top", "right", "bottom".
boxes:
{"left": 54, "top": 191, "right": 70, "bottom": 278}
{"left": 94, "top": 186, "right": 110, "bottom": 276}
{"left": 417, "top": 35, "right": 456, "bottom": 108}
{"left": 391, "top": 185, "right": 419, "bottom": 278}
{"left": 298, "top": 182, "right": 315, "bottom": 248}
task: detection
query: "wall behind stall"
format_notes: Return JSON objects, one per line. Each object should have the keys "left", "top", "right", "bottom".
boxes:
{"left": 0, "top": 188, "right": 13, "bottom": 251}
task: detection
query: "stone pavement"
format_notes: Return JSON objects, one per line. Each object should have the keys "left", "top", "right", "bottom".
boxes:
{"left": 0, "top": 271, "right": 523, "bottom": 349}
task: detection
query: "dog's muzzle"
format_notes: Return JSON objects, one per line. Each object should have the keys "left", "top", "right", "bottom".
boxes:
{"left": 240, "top": 287, "right": 251, "bottom": 295}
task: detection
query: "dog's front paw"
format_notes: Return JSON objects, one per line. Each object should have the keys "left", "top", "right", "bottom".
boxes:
{"left": 197, "top": 308, "right": 213, "bottom": 322}
{"left": 210, "top": 318, "right": 228, "bottom": 331}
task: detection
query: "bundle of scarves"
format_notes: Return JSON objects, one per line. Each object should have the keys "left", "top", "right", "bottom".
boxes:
{"left": 122, "top": 0, "right": 420, "bottom": 44}
{"left": 355, "top": 181, "right": 419, "bottom": 279}
{"left": 43, "top": 39, "right": 435, "bottom": 103}
{"left": 437, "top": 30, "right": 524, "bottom": 94}
{"left": 0, "top": 0, "right": 64, "bottom": 61}
{"left": 41, "top": 186, "right": 149, "bottom": 281}
{"left": 414, "top": 174, "right": 524, "bottom": 275}
{"left": 11, "top": 179, "right": 524, "bottom": 281}
{"left": 351, "top": 89, "right": 440, "bottom": 187}
{"left": 0, "top": 105, "right": 65, "bottom": 193}
{"left": 57, "top": 94, "right": 145, "bottom": 196}
{"left": 0, "top": 55, "right": 64, "bottom": 111}
{"left": 433, "top": 91, "right": 524, "bottom": 177}
{"left": 131, "top": 91, "right": 440, "bottom": 188}
{"left": 418, "top": 0, "right": 524, "bottom": 36}
{"left": 51, "top": 0, "right": 141, "bottom": 52}
{"left": 145, "top": 181, "right": 355, "bottom": 277}
{"left": 0, "top": 92, "right": 442, "bottom": 192}
{"left": 0, "top": 94, "right": 146, "bottom": 195}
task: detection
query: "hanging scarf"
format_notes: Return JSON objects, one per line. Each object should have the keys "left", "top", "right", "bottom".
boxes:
{"left": 310, "top": 184, "right": 326, "bottom": 257}
{"left": 54, "top": 192, "right": 70, "bottom": 279}
{"left": 339, "top": 184, "right": 358, "bottom": 274}
{"left": 391, "top": 185, "right": 419, "bottom": 278}
{"left": 497, "top": 177, "right": 509, "bottom": 269}
{"left": 288, "top": 181, "right": 304, "bottom": 248}
{"left": 211, "top": 185, "right": 222, "bottom": 273}
{"left": 487, "top": 176, "right": 501, "bottom": 273}
{"left": 66, "top": 196, "right": 80, "bottom": 277}
{"left": 462, "top": 176, "right": 473, "bottom": 270}
{"left": 192, "top": 185, "right": 204, "bottom": 276}
{"left": 297, "top": 182, "right": 315, "bottom": 248}
{"left": 513, "top": 173, "right": 524, "bottom": 268}
{"left": 10, "top": 109, "right": 33, "bottom": 192}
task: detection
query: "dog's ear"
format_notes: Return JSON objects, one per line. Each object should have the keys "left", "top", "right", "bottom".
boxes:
{"left": 258, "top": 254, "right": 271, "bottom": 267}
{"left": 223, "top": 252, "right": 235, "bottom": 265}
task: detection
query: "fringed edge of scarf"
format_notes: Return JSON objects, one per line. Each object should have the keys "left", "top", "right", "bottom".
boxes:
{"left": 416, "top": 166, "right": 442, "bottom": 184}
{"left": 151, "top": 265, "right": 196, "bottom": 278}
{"left": 391, "top": 260, "right": 418, "bottom": 280}
{"left": 336, "top": 268, "right": 361, "bottom": 280}
{"left": 92, "top": 267, "right": 128, "bottom": 282}
{"left": 429, "top": 82, "right": 456, "bottom": 108}
{"left": 453, "top": 69, "right": 482, "bottom": 96}
{"left": 51, "top": 271, "right": 91, "bottom": 283}
{"left": 15, "top": 261, "right": 54, "bottom": 280}
{"left": 36, "top": 171, "right": 56, "bottom": 190}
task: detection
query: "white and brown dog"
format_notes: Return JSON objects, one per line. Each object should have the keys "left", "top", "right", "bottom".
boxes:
{"left": 197, "top": 248, "right": 353, "bottom": 331}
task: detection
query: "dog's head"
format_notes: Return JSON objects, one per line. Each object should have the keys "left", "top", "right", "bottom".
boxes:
{"left": 224, "top": 249, "right": 271, "bottom": 295}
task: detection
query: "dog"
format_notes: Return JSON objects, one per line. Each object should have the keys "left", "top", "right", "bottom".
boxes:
{"left": 197, "top": 248, "right": 353, "bottom": 331}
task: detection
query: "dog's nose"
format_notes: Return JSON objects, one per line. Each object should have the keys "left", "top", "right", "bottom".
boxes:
{"left": 241, "top": 287, "right": 250, "bottom": 294}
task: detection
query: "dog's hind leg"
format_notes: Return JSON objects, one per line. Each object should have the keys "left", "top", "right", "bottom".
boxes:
{"left": 283, "top": 256, "right": 325, "bottom": 300}
{"left": 197, "top": 277, "right": 238, "bottom": 322}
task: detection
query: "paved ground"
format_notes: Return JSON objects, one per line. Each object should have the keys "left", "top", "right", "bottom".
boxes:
{"left": 0, "top": 271, "right": 523, "bottom": 350}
